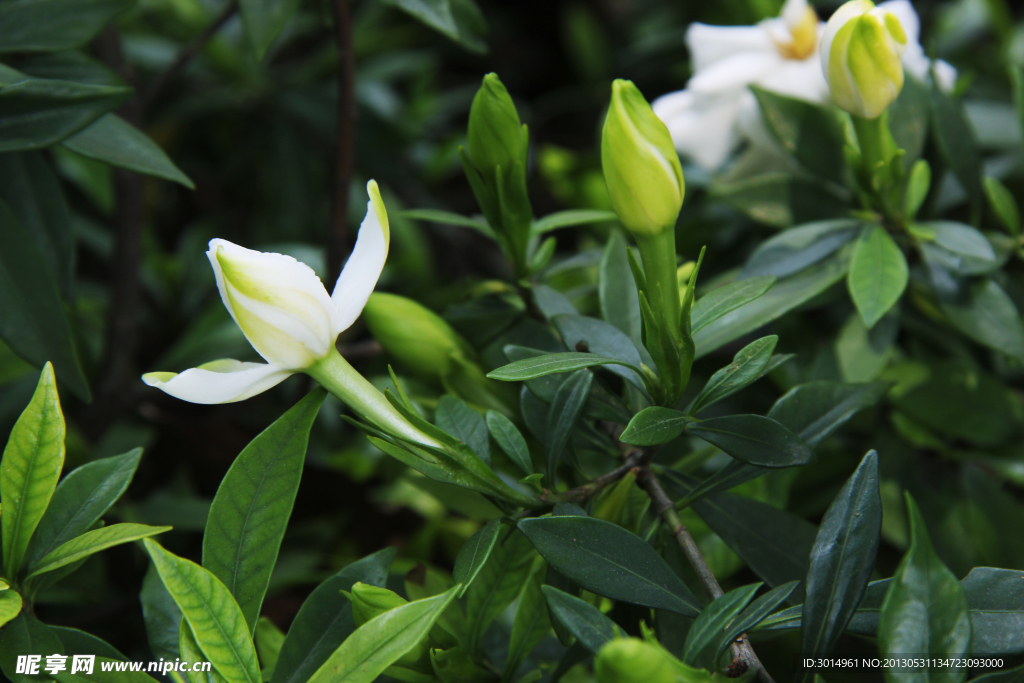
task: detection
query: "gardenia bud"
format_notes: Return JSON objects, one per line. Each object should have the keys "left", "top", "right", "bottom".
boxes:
{"left": 467, "top": 73, "right": 528, "bottom": 177}
{"left": 602, "top": 79, "right": 684, "bottom": 235}
{"left": 594, "top": 639, "right": 677, "bottom": 683}
{"left": 821, "top": 0, "right": 908, "bottom": 119}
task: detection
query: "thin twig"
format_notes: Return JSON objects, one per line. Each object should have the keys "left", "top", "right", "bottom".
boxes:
{"left": 141, "top": 0, "right": 239, "bottom": 114}
{"left": 637, "top": 466, "right": 776, "bottom": 683}
{"left": 328, "top": 0, "right": 356, "bottom": 285}
{"left": 543, "top": 449, "right": 645, "bottom": 505}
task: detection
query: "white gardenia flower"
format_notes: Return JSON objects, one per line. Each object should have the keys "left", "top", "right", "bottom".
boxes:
{"left": 143, "top": 180, "right": 390, "bottom": 404}
{"left": 652, "top": 0, "right": 956, "bottom": 172}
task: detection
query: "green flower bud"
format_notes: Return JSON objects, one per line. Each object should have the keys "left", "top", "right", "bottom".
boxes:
{"left": 362, "top": 293, "right": 475, "bottom": 380}
{"left": 595, "top": 639, "right": 677, "bottom": 683}
{"left": 601, "top": 79, "right": 684, "bottom": 236}
{"left": 467, "top": 73, "right": 528, "bottom": 177}
{"left": 821, "top": 0, "right": 908, "bottom": 119}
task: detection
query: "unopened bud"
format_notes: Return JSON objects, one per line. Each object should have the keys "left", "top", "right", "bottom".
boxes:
{"left": 467, "top": 73, "right": 528, "bottom": 178}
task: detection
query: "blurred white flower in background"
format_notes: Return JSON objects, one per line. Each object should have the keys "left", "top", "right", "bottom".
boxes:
{"left": 652, "top": 0, "right": 956, "bottom": 173}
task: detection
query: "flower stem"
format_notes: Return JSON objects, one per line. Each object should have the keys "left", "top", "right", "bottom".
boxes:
{"left": 307, "top": 347, "right": 443, "bottom": 448}
{"left": 852, "top": 112, "right": 901, "bottom": 220}
{"left": 635, "top": 230, "right": 682, "bottom": 347}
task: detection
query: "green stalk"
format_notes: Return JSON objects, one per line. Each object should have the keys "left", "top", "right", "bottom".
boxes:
{"left": 852, "top": 112, "right": 901, "bottom": 220}
{"left": 635, "top": 230, "right": 682, "bottom": 348}
{"left": 307, "top": 347, "right": 443, "bottom": 448}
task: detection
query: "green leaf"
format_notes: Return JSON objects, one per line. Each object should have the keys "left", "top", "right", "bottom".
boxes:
{"left": 690, "top": 276, "right": 775, "bottom": 333}
{"left": 0, "top": 201, "right": 90, "bottom": 399}
{"left": 63, "top": 114, "right": 195, "bottom": 188}
{"left": 941, "top": 278, "right": 1024, "bottom": 361}
{"left": 504, "top": 559, "right": 551, "bottom": 680}
{"left": 379, "top": 0, "right": 488, "bottom": 53}
{"left": 969, "top": 664, "right": 1024, "bottom": 683}
{"left": 984, "top": 176, "right": 1020, "bottom": 236}
{"left": 486, "top": 411, "right": 532, "bottom": 475}
{"left": 743, "top": 220, "right": 861, "bottom": 279}
{"left": 767, "top": 382, "right": 889, "bottom": 449}
{"left": 835, "top": 312, "right": 898, "bottom": 382}
{"left": 0, "top": 591, "right": 22, "bottom": 629}
{"left": 518, "top": 516, "right": 700, "bottom": 617}
{"left": 26, "top": 448, "right": 142, "bottom": 571}
{"left": 204, "top": 389, "right": 325, "bottom": 632}
{"left": 181, "top": 621, "right": 228, "bottom": 683}
{"left": 533, "top": 209, "right": 617, "bottom": 235}
{"left": 552, "top": 315, "right": 647, "bottom": 394}
{"left": 2, "top": 362, "right": 64, "bottom": 577}
{"left": 690, "top": 336, "right": 779, "bottom": 414}
{"left": 0, "top": 0, "right": 133, "bottom": 52}
{"left": 436, "top": 396, "right": 489, "bottom": 463}
{"left": 239, "top": 0, "right": 301, "bottom": 60}
{"left": 398, "top": 209, "right": 494, "bottom": 238}
{"left": 466, "top": 527, "right": 535, "bottom": 654}
{"left": 0, "top": 613, "right": 64, "bottom": 682}
{"left": 931, "top": 81, "right": 984, "bottom": 214}
{"left": 710, "top": 172, "right": 849, "bottom": 228}
{"left": 878, "top": 494, "right": 971, "bottom": 682}
{"left": 272, "top": 548, "right": 396, "bottom": 683}
{"left": 28, "top": 522, "right": 171, "bottom": 578}
{"left": 848, "top": 224, "right": 908, "bottom": 329}
{"left": 541, "top": 586, "right": 625, "bottom": 654}
{"left": 914, "top": 220, "right": 996, "bottom": 273}
{"left": 682, "top": 583, "right": 760, "bottom": 668}
{"left": 620, "top": 407, "right": 692, "bottom": 447}
{"left": 0, "top": 77, "right": 131, "bottom": 152}
{"left": 0, "top": 151, "right": 73, "bottom": 296}
{"left": 801, "top": 452, "right": 881, "bottom": 664}
{"left": 714, "top": 581, "right": 798, "bottom": 663}
{"left": 545, "top": 369, "right": 593, "bottom": 482}
{"left": 600, "top": 230, "right": 644, "bottom": 353}
{"left": 144, "top": 539, "right": 261, "bottom": 683}
{"left": 686, "top": 414, "right": 814, "bottom": 468}
{"left": 141, "top": 564, "right": 184, "bottom": 662}
{"left": 960, "top": 568, "right": 1024, "bottom": 655}
{"left": 889, "top": 75, "right": 930, "bottom": 169}
{"left": 672, "top": 460, "right": 767, "bottom": 510}
{"left": 453, "top": 519, "right": 503, "bottom": 597}
{"left": 255, "top": 617, "right": 285, "bottom": 678}
{"left": 487, "top": 352, "right": 638, "bottom": 381}
{"left": 904, "top": 160, "right": 931, "bottom": 219}
{"left": 751, "top": 87, "right": 846, "bottom": 184}
{"left": 307, "top": 585, "right": 461, "bottom": 683}
{"left": 694, "top": 255, "right": 848, "bottom": 359}
{"left": 52, "top": 625, "right": 127, "bottom": 660}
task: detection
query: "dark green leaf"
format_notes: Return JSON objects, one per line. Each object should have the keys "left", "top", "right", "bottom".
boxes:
{"left": 63, "top": 114, "right": 195, "bottom": 188}
{"left": 801, "top": 452, "right": 881, "bottom": 663}
{"left": 715, "top": 581, "right": 798, "bottom": 663}
{"left": 51, "top": 625, "right": 126, "bottom": 660}
{"left": 941, "top": 278, "right": 1024, "bottom": 361}
{"left": 932, "top": 81, "right": 984, "bottom": 214}
{"left": 141, "top": 564, "right": 183, "bottom": 662}
{"left": 552, "top": 314, "right": 647, "bottom": 393}
{"left": 466, "top": 527, "right": 535, "bottom": 655}
{"left": 545, "top": 369, "right": 593, "bottom": 482}
{"left": 0, "top": 0, "right": 132, "bottom": 52}
{"left": 398, "top": 209, "right": 494, "bottom": 238}
{"left": 541, "top": 586, "right": 625, "bottom": 654}
{"left": 673, "top": 460, "right": 767, "bottom": 510}
{"left": 379, "top": 0, "right": 488, "bottom": 53}
{"left": 690, "top": 275, "right": 775, "bottom": 333}
{"left": 835, "top": 312, "right": 898, "bottom": 382}
{"left": 272, "top": 548, "right": 396, "bottom": 683}
{"left": 504, "top": 559, "right": 550, "bottom": 680}
{"left": 620, "top": 407, "right": 692, "bottom": 447}
{"left": 0, "top": 202, "right": 90, "bottom": 399}
{"left": 2, "top": 362, "right": 64, "bottom": 577}
{"left": 240, "top": 0, "right": 300, "bottom": 59}
{"left": 488, "top": 352, "right": 638, "bottom": 381}
{"left": 486, "top": 411, "right": 532, "bottom": 475}
{"left": 436, "top": 396, "right": 490, "bottom": 463}
{"left": 533, "top": 209, "right": 617, "bottom": 235}
{"left": 27, "top": 448, "right": 142, "bottom": 570}
{"left": 743, "top": 220, "right": 861, "bottom": 279}
{"left": 848, "top": 224, "right": 908, "bottom": 329}
{"left": 453, "top": 519, "right": 503, "bottom": 597}
{"left": 0, "top": 613, "right": 63, "bottom": 682}
{"left": 767, "top": 382, "right": 889, "bottom": 449}
{"left": 682, "top": 583, "right": 760, "bottom": 668}
{"left": 960, "top": 568, "right": 1024, "bottom": 655}
{"left": 686, "top": 414, "right": 814, "bottom": 468}
{"left": 600, "top": 230, "right": 643, "bottom": 352}
{"left": 969, "top": 664, "right": 1024, "bottom": 683}
{"left": 710, "top": 172, "right": 849, "bottom": 228}
{"left": 890, "top": 75, "right": 930, "bottom": 168}
{"left": 690, "top": 336, "right": 778, "bottom": 414}
{"left": 878, "top": 494, "right": 971, "bottom": 681}
{"left": 203, "top": 389, "right": 325, "bottom": 631}
{"left": 751, "top": 87, "right": 846, "bottom": 183}
{"left": 518, "top": 516, "right": 700, "bottom": 617}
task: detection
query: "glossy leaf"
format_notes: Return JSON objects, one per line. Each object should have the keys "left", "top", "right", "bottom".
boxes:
{"left": 544, "top": 369, "right": 592, "bottom": 482}
{"left": 144, "top": 539, "right": 261, "bottom": 683}
{"left": 452, "top": 518, "right": 503, "bottom": 597}
{"left": 504, "top": 559, "right": 551, "bottom": 680}
{"left": 379, "top": 0, "right": 488, "bottom": 54}
{"left": 552, "top": 315, "right": 647, "bottom": 393}
{"left": 2, "top": 362, "right": 64, "bottom": 577}
{"left": 0, "top": 0, "right": 133, "bottom": 52}
{"left": 28, "top": 522, "right": 171, "bottom": 578}
{"left": 519, "top": 516, "right": 700, "bottom": 616}
{"left": 690, "top": 275, "right": 775, "bottom": 333}
{"left": 204, "top": 389, "right": 325, "bottom": 632}
{"left": 488, "top": 352, "right": 638, "bottom": 381}
{"left": 801, "top": 452, "right": 881, "bottom": 661}
{"left": 63, "top": 114, "right": 195, "bottom": 188}
{"left": 686, "top": 414, "right": 814, "bottom": 468}
{"left": 960, "top": 568, "right": 1024, "bottom": 655}
{"left": 767, "top": 382, "right": 889, "bottom": 449}
{"left": 486, "top": 411, "right": 532, "bottom": 475}
{"left": 27, "top": 448, "right": 142, "bottom": 570}
{"left": 0, "top": 612, "right": 64, "bottom": 682}
{"left": 533, "top": 209, "right": 618, "bottom": 235}
{"left": 682, "top": 583, "right": 760, "bottom": 668}
{"left": 240, "top": 0, "right": 301, "bottom": 59}
{"left": 600, "top": 230, "right": 643, "bottom": 352}
{"left": 620, "top": 407, "right": 692, "bottom": 447}
{"left": 690, "top": 336, "right": 778, "bottom": 414}
{"left": 743, "top": 220, "right": 860, "bottom": 279}
{"left": 878, "top": 494, "right": 971, "bottom": 682}
{"left": 848, "top": 224, "right": 908, "bottom": 329}
{"left": 272, "top": 548, "right": 396, "bottom": 683}
{"left": 715, "top": 581, "right": 798, "bottom": 663}
{"left": 541, "top": 586, "right": 625, "bottom": 654}
{"left": 307, "top": 585, "right": 460, "bottom": 683}
{"left": 941, "top": 278, "right": 1024, "bottom": 361}
{"left": 0, "top": 591, "right": 21, "bottom": 629}
{"left": 751, "top": 87, "right": 846, "bottom": 183}
{"left": 141, "top": 564, "right": 183, "bottom": 662}
{"left": 436, "top": 396, "right": 489, "bottom": 463}
{"left": 466, "top": 527, "right": 535, "bottom": 653}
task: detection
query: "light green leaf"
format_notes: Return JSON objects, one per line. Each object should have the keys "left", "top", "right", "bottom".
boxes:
{"left": 63, "top": 114, "right": 195, "bottom": 188}
{"left": 848, "top": 225, "right": 908, "bottom": 329}
{"left": 203, "top": 389, "right": 325, "bottom": 632}
{"left": 28, "top": 523, "right": 171, "bottom": 579}
{"left": 144, "top": 539, "right": 261, "bottom": 683}
{"left": 307, "top": 585, "right": 460, "bottom": 683}
{"left": 984, "top": 176, "right": 1020, "bottom": 236}
{"left": 0, "top": 591, "right": 22, "bottom": 629}
{"left": 2, "top": 362, "right": 64, "bottom": 577}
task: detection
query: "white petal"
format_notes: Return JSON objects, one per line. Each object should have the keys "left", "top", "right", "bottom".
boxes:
{"left": 331, "top": 180, "right": 390, "bottom": 336}
{"left": 659, "top": 92, "right": 745, "bottom": 171}
{"left": 757, "top": 58, "right": 831, "bottom": 103}
{"left": 688, "top": 51, "right": 782, "bottom": 95}
{"left": 685, "top": 23, "right": 774, "bottom": 72}
{"left": 933, "top": 60, "right": 958, "bottom": 92}
{"left": 209, "top": 239, "right": 335, "bottom": 369}
{"left": 143, "top": 360, "right": 292, "bottom": 404}
{"left": 781, "top": 0, "right": 811, "bottom": 28}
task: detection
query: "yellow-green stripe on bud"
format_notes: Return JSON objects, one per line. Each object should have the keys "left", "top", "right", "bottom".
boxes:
{"left": 594, "top": 639, "right": 677, "bottom": 683}
{"left": 601, "top": 80, "right": 684, "bottom": 236}
{"left": 467, "top": 73, "right": 528, "bottom": 181}
{"left": 821, "top": 0, "right": 908, "bottom": 119}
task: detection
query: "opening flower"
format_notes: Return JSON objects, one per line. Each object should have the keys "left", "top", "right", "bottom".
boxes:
{"left": 143, "top": 180, "right": 389, "bottom": 404}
